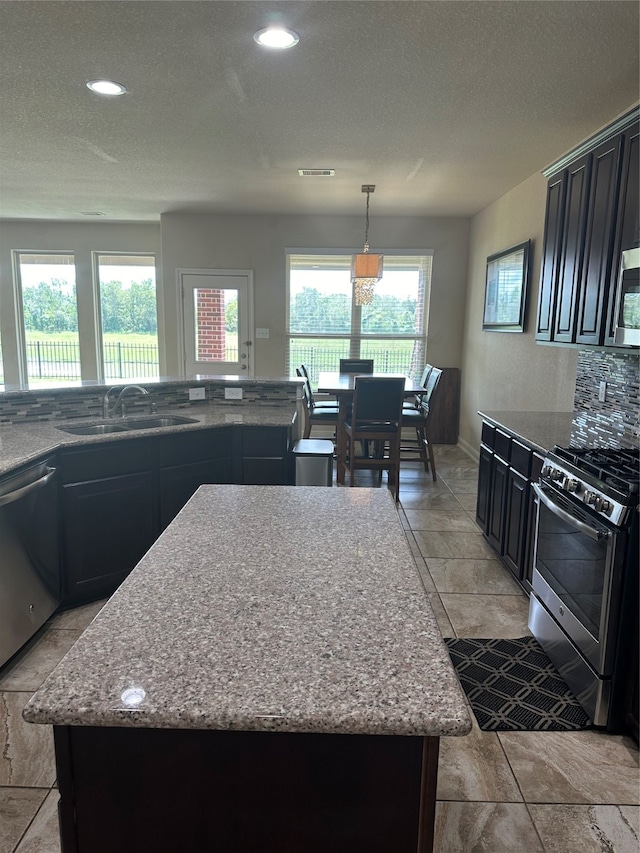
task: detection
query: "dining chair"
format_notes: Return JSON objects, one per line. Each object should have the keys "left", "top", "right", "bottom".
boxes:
{"left": 296, "top": 369, "right": 340, "bottom": 439}
{"left": 400, "top": 367, "right": 442, "bottom": 480}
{"left": 403, "top": 363, "right": 433, "bottom": 411}
{"left": 297, "top": 364, "right": 337, "bottom": 408}
{"left": 339, "top": 358, "right": 374, "bottom": 374}
{"left": 337, "top": 376, "right": 405, "bottom": 501}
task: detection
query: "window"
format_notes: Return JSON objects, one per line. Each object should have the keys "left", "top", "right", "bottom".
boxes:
{"left": 96, "top": 254, "right": 159, "bottom": 381}
{"left": 287, "top": 253, "right": 431, "bottom": 386}
{"left": 16, "top": 253, "right": 80, "bottom": 386}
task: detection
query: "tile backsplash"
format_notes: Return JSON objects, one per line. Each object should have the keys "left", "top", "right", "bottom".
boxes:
{"left": 0, "top": 379, "right": 300, "bottom": 424}
{"left": 572, "top": 350, "right": 639, "bottom": 448}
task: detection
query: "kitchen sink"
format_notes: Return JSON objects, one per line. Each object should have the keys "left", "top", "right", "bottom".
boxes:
{"left": 120, "top": 415, "right": 199, "bottom": 430}
{"left": 56, "top": 415, "right": 199, "bottom": 435}
{"left": 56, "top": 423, "right": 130, "bottom": 435}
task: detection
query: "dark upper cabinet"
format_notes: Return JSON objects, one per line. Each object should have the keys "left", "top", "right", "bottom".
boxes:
{"left": 553, "top": 155, "right": 591, "bottom": 343}
{"left": 605, "top": 122, "right": 640, "bottom": 344}
{"left": 536, "top": 115, "right": 638, "bottom": 347}
{"left": 576, "top": 135, "right": 623, "bottom": 344}
{"left": 536, "top": 173, "right": 567, "bottom": 341}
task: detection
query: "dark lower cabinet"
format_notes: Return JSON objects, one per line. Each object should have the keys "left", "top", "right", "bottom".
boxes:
{"left": 503, "top": 468, "right": 528, "bottom": 577}
{"left": 54, "top": 725, "right": 438, "bottom": 853}
{"left": 487, "top": 456, "right": 508, "bottom": 554}
{"left": 234, "top": 426, "right": 292, "bottom": 485}
{"left": 476, "top": 444, "right": 493, "bottom": 532}
{"left": 159, "top": 458, "right": 232, "bottom": 529}
{"left": 158, "top": 427, "right": 233, "bottom": 529}
{"left": 476, "top": 422, "right": 537, "bottom": 590}
{"left": 61, "top": 471, "right": 158, "bottom": 606}
{"left": 59, "top": 423, "right": 291, "bottom": 606}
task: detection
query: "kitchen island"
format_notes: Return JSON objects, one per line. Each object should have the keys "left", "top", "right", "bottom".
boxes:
{"left": 24, "top": 485, "right": 471, "bottom": 853}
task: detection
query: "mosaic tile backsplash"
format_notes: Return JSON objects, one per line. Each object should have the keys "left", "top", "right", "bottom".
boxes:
{"left": 0, "top": 379, "right": 301, "bottom": 424}
{"left": 572, "top": 350, "right": 639, "bottom": 449}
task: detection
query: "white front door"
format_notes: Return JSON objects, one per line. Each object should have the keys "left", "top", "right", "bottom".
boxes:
{"left": 180, "top": 270, "right": 253, "bottom": 377}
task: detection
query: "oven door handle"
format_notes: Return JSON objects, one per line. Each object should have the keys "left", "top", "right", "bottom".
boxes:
{"left": 533, "top": 482, "right": 610, "bottom": 542}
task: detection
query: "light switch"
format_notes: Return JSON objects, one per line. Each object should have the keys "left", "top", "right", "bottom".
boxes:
{"left": 255, "top": 328, "right": 270, "bottom": 339}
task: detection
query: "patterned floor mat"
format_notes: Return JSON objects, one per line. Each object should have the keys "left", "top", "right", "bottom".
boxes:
{"left": 445, "top": 636, "right": 592, "bottom": 731}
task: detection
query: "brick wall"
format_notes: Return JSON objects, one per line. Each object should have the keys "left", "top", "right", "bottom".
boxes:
{"left": 196, "top": 289, "right": 226, "bottom": 361}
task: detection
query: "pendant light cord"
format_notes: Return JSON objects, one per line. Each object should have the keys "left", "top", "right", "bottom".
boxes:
{"left": 363, "top": 189, "right": 370, "bottom": 252}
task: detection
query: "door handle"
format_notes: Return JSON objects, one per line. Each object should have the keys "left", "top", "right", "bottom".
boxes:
{"left": 0, "top": 467, "right": 57, "bottom": 508}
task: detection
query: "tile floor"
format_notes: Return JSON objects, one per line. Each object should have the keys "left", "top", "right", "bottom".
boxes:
{"left": 0, "top": 444, "right": 638, "bottom": 852}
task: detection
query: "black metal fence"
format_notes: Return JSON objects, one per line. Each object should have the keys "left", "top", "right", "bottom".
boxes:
{"left": 289, "top": 341, "right": 425, "bottom": 387}
{"left": 26, "top": 340, "right": 160, "bottom": 381}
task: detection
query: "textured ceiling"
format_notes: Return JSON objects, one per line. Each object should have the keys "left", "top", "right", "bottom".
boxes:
{"left": 0, "top": 0, "right": 638, "bottom": 222}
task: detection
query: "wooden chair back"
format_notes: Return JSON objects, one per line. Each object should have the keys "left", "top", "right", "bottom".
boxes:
{"left": 339, "top": 358, "right": 374, "bottom": 374}
{"left": 351, "top": 376, "right": 405, "bottom": 425}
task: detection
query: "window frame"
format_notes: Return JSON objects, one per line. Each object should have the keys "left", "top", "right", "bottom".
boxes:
{"left": 286, "top": 250, "right": 432, "bottom": 383}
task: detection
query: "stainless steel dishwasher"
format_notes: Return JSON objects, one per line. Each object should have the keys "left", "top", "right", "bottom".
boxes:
{"left": 0, "top": 457, "right": 60, "bottom": 669}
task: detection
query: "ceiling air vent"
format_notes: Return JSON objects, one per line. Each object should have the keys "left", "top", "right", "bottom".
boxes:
{"left": 297, "top": 169, "right": 335, "bottom": 177}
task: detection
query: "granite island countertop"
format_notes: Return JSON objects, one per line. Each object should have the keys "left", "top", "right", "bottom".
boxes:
{"left": 0, "top": 403, "right": 297, "bottom": 475}
{"left": 24, "top": 485, "right": 472, "bottom": 739}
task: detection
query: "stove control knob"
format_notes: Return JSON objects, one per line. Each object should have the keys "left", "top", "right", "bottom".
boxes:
{"left": 549, "top": 468, "right": 564, "bottom": 481}
{"left": 566, "top": 479, "right": 580, "bottom": 493}
{"left": 583, "top": 491, "right": 597, "bottom": 506}
{"left": 541, "top": 465, "right": 552, "bottom": 477}
{"left": 594, "top": 497, "right": 612, "bottom": 515}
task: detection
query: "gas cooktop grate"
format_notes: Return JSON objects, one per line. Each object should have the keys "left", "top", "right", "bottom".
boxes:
{"left": 552, "top": 446, "right": 639, "bottom": 497}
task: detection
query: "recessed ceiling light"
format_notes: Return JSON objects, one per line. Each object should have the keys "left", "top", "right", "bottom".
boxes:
{"left": 253, "top": 27, "right": 299, "bottom": 49}
{"left": 86, "top": 80, "right": 127, "bottom": 96}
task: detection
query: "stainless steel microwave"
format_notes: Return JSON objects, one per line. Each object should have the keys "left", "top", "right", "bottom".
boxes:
{"left": 613, "top": 246, "right": 640, "bottom": 347}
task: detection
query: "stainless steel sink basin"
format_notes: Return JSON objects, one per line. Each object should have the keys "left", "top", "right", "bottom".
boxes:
{"left": 56, "top": 414, "right": 199, "bottom": 435}
{"left": 56, "top": 423, "right": 129, "bottom": 435}
{"left": 121, "top": 415, "right": 199, "bottom": 430}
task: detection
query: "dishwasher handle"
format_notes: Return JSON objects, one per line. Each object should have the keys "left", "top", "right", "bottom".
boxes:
{"left": 0, "top": 466, "right": 57, "bottom": 508}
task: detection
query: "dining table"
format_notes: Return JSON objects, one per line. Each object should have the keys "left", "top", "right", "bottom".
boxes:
{"left": 316, "top": 371, "right": 424, "bottom": 484}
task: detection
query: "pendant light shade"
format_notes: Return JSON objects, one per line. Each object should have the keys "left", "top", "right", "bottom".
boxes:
{"left": 351, "top": 185, "right": 383, "bottom": 306}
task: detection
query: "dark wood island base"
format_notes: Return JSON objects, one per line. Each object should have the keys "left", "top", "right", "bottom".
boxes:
{"left": 54, "top": 726, "right": 440, "bottom": 852}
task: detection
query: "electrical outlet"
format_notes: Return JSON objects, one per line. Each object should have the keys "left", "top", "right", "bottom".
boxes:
{"left": 255, "top": 327, "right": 270, "bottom": 339}
{"left": 598, "top": 381, "right": 607, "bottom": 402}
{"left": 188, "top": 387, "right": 206, "bottom": 401}
{"left": 225, "top": 387, "right": 243, "bottom": 400}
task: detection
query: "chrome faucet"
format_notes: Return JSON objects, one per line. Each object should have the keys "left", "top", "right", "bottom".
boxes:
{"left": 103, "top": 385, "right": 149, "bottom": 418}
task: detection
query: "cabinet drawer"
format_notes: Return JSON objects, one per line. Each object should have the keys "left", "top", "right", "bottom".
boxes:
{"left": 61, "top": 438, "right": 156, "bottom": 484}
{"left": 159, "top": 427, "right": 232, "bottom": 466}
{"left": 510, "top": 440, "right": 531, "bottom": 477}
{"left": 241, "top": 427, "right": 289, "bottom": 457}
{"left": 481, "top": 421, "right": 496, "bottom": 449}
{"left": 494, "top": 430, "right": 511, "bottom": 463}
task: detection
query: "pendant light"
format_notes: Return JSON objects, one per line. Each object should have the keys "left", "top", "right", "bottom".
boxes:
{"left": 351, "top": 184, "right": 383, "bottom": 306}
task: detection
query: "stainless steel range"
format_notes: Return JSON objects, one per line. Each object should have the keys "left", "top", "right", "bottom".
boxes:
{"left": 529, "top": 445, "right": 639, "bottom": 730}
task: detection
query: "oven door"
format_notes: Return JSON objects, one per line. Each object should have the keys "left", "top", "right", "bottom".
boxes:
{"left": 531, "top": 482, "right": 625, "bottom": 676}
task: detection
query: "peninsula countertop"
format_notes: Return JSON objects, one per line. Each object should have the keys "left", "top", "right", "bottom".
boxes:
{"left": 24, "top": 485, "right": 472, "bottom": 739}
{"left": 0, "top": 403, "right": 297, "bottom": 475}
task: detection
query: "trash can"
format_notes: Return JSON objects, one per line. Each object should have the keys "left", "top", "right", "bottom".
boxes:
{"left": 292, "top": 439, "right": 334, "bottom": 486}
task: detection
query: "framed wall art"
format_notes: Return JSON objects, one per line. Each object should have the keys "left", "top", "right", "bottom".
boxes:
{"left": 482, "top": 240, "right": 531, "bottom": 332}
